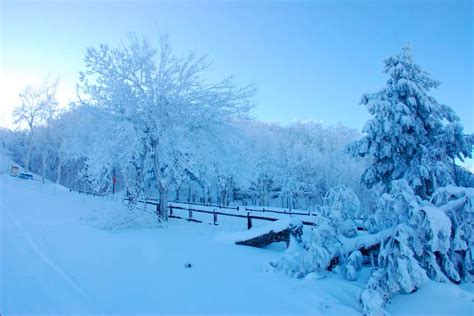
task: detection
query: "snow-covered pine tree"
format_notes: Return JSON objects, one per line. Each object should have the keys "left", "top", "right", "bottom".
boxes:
{"left": 354, "top": 46, "right": 473, "bottom": 314}
{"left": 351, "top": 44, "right": 472, "bottom": 199}
{"left": 271, "top": 49, "right": 473, "bottom": 309}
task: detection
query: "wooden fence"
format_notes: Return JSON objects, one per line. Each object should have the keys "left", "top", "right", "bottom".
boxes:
{"left": 71, "top": 189, "right": 317, "bottom": 229}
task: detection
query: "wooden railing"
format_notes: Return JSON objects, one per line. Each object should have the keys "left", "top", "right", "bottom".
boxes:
{"left": 71, "top": 189, "right": 317, "bottom": 229}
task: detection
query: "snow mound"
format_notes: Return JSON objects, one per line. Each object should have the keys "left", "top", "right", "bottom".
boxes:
{"left": 81, "top": 204, "right": 164, "bottom": 231}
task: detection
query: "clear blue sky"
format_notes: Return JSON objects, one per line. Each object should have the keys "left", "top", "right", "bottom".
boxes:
{"left": 1, "top": 0, "right": 473, "bottom": 132}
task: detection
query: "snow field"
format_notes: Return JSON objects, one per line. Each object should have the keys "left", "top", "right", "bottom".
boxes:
{"left": 1, "top": 175, "right": 473, "bottom": 314}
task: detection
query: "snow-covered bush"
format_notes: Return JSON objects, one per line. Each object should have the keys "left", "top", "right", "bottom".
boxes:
{"left": 81, "top": 203, "right": 166, "bottom": 231}
{"left": 359, "top": 184, "right": 473, "bottom": 314}
{"left": 267, "top": 219, "right": 340, "bottom": 278}
{"left": 269, "top": 187, "right": 363, "bottom": 279}
{"left": 360, "top": 224, "right": 428, "bottom": 315}
{"left": 343, "top": 250, "right": 363, "bottom": 281}
{"left": 320, "top": 186, "right": 361, "bottom": 237}
{"left": 431, "top": 186, "right": 474, "bottom": 282}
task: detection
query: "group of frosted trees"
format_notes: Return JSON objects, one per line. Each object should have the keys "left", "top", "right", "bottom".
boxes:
{"left": 271, "top": 45, "right": 473, "bottom": 315}
{"left": 2, "top": 35, "right": 366, "bottom": 218}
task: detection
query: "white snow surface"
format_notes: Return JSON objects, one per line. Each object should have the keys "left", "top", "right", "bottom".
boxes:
{"left": 1, "top": 175, "right": 473, "bottom": 314}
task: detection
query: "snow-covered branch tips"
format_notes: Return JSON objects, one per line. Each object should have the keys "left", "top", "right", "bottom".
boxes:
{"left": 77, "top": 34, "right": 256, "bottom": 219}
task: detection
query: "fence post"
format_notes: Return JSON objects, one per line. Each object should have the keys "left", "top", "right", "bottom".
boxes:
{"left": 169, "top": 205, "right": 173, "bottom": 216}
{"left": 188, "top": 209, "right": 193, "bottom": 221}
{"left": 247, "top": 212, "right": 252, "bottom": 230}
{"left": 213, "top": 211, "right": 218, "bottom": 225}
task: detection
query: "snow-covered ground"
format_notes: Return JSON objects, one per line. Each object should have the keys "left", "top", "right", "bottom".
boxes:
{"left": 1, "top": 174, "right": 473, "bottom": 314}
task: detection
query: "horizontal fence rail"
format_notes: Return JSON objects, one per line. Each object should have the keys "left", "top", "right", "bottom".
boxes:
{"left": 70, "top": 189, "right": 317, "bottom": 229}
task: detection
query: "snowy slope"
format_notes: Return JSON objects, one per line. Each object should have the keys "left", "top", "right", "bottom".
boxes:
{"left": 0, "top": 147, "right": 14, "bottom": 174}
{"left": 1, "top": 175, "right": 473, "bottom": 314}
{"left": 0, "top": 175, "right": 359, "bottom": 314}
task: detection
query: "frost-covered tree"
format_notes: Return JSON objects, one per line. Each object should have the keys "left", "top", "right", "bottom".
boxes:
{"left": 12, "top": 77, "right": 59, "bottom": 172}
{"left": 353, "top": 46, "right": 474, "bottom": 314}
{"left": 78, "top": 34, "right": 255, "bottom": 219}
{"left": 36, "top": 100, "right": 60, "bottom": 183}
{"left": 240, "top": 121, "right": 283, "bottom": 206}
{"left": 351, "top": 45, "right": 472, "bottom": 198}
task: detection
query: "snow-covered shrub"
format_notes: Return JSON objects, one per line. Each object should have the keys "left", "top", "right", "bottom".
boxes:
{"left": 81, "top": 203, "right": 165, "bottom": 231}
{"left": 343, "top": 250, "right": 363, "bottom": 281}
{"left": 266, "top": 236, "right": 313, "bottom": 279}
{"left": 268, "top": 218, "right": 342, "bottom": 279}
{"left": 269, "top": 187, "right": 369, "bottom": 281}
{"left": 321, "top": 186, "right": 361, "bottom": 237}
{"left": 323, "top": 186, "right": 361, "bottom": 217}
{"left": 359, "top": 184, "right": 473, "bottom": 314}
{"left": 431, "top": 186, "right": 474, "bottom": 282}
{"left": 360, "top": 224, "right": 428, "bottom": 315}
{"left": 410, "top": 203, "right": 460, "bottom": 283}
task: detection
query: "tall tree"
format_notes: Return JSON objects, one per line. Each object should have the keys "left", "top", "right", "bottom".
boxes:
{"left": 351, "top": 45, "right": 472, "bottom": 198}
{"left": 13, "top": 77, "right": 59, "bottom": 172}
{"left": 78, "top": 34, "right": 255, "bottom": 219}
{"left": 351, "top": 46, "right": 474, "bottom": 313}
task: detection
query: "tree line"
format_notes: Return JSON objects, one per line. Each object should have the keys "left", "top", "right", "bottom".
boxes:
{"left": 1, "top": 35, "right": 368, "bottom": 218}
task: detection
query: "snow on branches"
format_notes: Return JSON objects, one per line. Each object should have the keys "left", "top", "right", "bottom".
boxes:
{"left": 350, "top": 45, "right": 472, "bottom": 199}
{"left": 77, "top": 34, "right": 255, "bottom": 218}
{"left": 273, "top": 46, "right": 473, "bottom": 315}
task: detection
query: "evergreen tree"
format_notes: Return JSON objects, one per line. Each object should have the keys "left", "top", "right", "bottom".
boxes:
{"left": 354, "top": 46, "right": 474, "bottom": 314}
{"left": 351, "top": 45, "right": 472, "bottom": 198}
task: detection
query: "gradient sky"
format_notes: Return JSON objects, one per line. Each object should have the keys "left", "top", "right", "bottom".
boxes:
{"left": 1, "top": 0, "right": 473, "bottom": 132}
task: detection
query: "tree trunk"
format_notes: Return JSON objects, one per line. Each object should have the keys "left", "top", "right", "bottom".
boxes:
{"left": 158, "top": 185, "right": 169, "bottom": 220}
{"left": 25, "top": 129, "right": 33, "bottom": 173}
{"left": 223, "top": 189, "right": 228, "bottom": 207}
{"left": 55, "top": 157, "right": 62, "bottom": 184}
{"left": 235, "top": 221, "right": 303, "bottom": 248}
{"left": 41, "top": 152, "right": 47, "bottom": 184}
{"left": 452, "top": 157, "right": 459, "bottom": 186}
{"left": 175, "top": 181, "right": 181, "bottom": 201}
